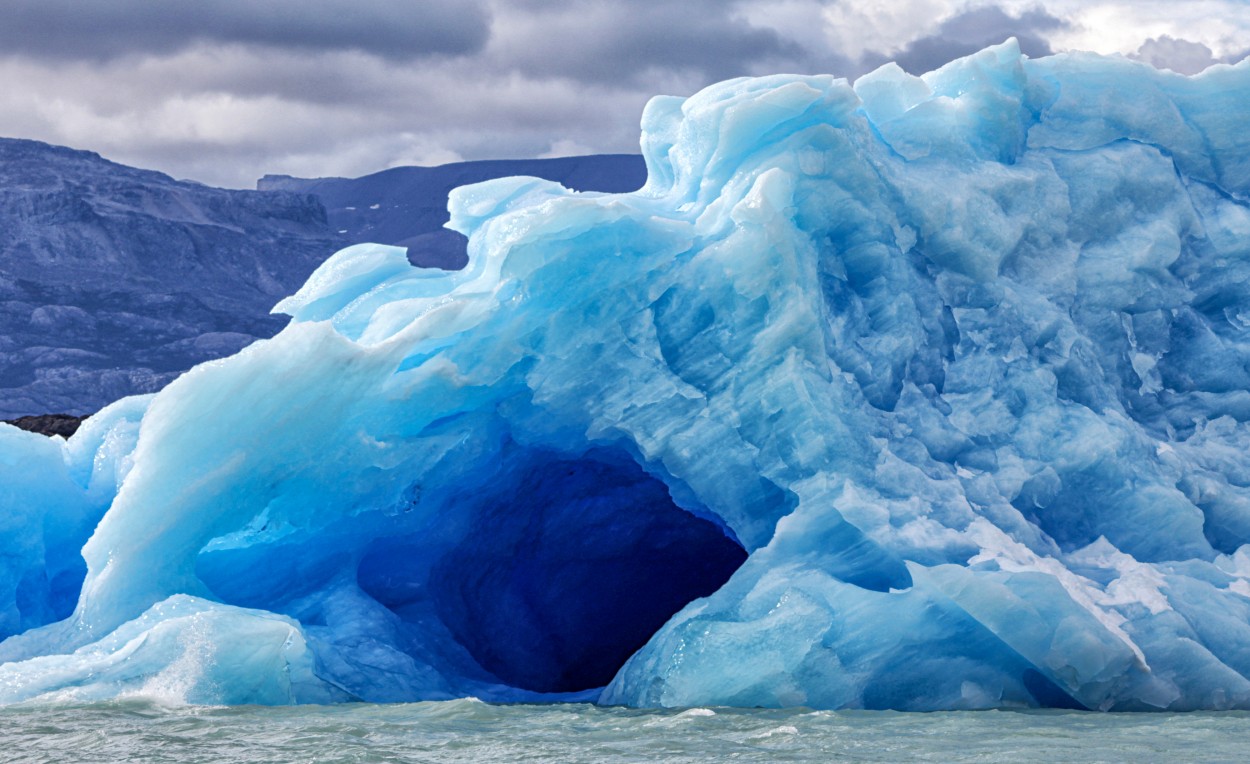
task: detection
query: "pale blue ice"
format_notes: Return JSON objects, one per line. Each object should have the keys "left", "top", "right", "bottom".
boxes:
{"left": 4, "top": 41, "right": 1250, "bottom": 710}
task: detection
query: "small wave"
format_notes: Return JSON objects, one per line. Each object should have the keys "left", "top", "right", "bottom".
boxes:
{"left": 751, "top": 724, "right": 799, "bottom": 739}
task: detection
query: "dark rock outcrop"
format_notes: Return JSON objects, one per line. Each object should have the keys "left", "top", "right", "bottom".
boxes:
{"left": 2, "top": 413, "right": 88, "bottom": 438}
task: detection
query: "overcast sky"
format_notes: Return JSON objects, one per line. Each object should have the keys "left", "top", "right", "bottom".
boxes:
{"left": 3, "top": 0, "right": 1247, "bottom": 187}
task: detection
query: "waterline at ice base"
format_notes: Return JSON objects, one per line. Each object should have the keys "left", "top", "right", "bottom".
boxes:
{"left": 5, "top": 39, "right": 1250, "bottom": 711}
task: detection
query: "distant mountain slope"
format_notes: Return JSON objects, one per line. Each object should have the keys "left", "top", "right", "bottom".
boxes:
{"left": 0, "top": 137, "right": 347, "bottom": 418}
{"left": 259, "top": 154, "right": 647, "bottom": 268}
{"left": 2, "top": 143, "right": 646, "bottom": 418}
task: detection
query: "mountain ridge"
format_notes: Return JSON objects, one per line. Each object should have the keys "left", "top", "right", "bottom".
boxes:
{"left": 0, "top": 138, "right": 645, "bottom": 418}
{"left": 258, "top": 154, "right": 646, "bottom": 268}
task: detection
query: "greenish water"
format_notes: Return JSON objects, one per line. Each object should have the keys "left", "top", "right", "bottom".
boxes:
{"left": 0, "top": 700, "right": 1246, "bottom": 763}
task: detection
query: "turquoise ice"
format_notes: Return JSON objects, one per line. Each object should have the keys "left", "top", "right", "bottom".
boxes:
{"left": 4, "top": 41, "right": 1250, "bottom": 710}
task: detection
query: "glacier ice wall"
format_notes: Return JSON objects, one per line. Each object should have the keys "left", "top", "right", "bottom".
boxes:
{"left": 5, "top": 41, "right": 1250, "bottom": 710}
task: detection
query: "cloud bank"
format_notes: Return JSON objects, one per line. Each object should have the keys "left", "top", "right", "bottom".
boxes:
{"left": 3, "top": 0, "right": 1247, "bottom": 186}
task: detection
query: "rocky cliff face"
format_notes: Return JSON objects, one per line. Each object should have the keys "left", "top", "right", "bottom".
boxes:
{"left": 0, "top": 138, "right": 347, "bottom": 418}
{"left": 2, "top": 142, "right": 645, "bottom": 419}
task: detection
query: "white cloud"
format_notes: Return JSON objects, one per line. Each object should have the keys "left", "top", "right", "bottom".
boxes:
{"left": 1018, "top": 0, "right": 1250, "bottom": 59}
{"left": 819, "top": 0, "right": 958, "bottom": 61}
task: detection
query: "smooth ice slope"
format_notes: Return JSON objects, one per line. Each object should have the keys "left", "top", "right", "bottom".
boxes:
{"left": 4, "top": 41, "right": 1250, "bottom": 709}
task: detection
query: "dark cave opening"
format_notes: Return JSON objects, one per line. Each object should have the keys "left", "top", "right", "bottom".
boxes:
{"left": 359, "top": 450, "right": 747, "bottom": 694}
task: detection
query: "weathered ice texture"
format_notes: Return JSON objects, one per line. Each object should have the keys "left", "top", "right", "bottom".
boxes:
{"left": 3, "top": 42, "right": 1250, "bottom": 711}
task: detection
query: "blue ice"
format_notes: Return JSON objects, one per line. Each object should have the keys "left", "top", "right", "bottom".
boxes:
{"left": 4, "top": 40, "right": 1250, "bottom": 710}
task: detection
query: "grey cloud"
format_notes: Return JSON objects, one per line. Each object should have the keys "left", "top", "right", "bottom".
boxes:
{"left": 1130, "top": 35, "right": 1250, "bottom": 76}
{"left": 0, "top": 0, "right": 945, "bottom": 190}
{"left": 862, "top": 5, "right": 1067, "bottom": 75}
{"left": 1130, "top": 35, "right": 1231, "bottom": 75}
{"left": 0, "top": 0, "right": 491, "bottom": 61}
{"left": 490, "top": 1, "right": 808, "bottom": 85}
{"left": 0, "top": 44, "right": 654, "bottom": 187}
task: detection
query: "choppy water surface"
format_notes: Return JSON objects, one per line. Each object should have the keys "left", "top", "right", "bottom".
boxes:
{"left": 1, "top": 700, "right": 1247, "bottom": 763}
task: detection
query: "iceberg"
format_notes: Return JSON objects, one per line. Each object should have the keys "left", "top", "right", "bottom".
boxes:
{"left": 4, "top": 40, "right": 1250, "bottom": 710}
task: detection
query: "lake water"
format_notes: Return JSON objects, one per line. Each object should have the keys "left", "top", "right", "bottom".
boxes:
{"left": 1, "top": 699, "right": 1247, "bottom": 763}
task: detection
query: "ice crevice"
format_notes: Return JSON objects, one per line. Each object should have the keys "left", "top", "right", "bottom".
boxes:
{"left": 4, "top": 40, "right": 1250, "bottom": 709}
